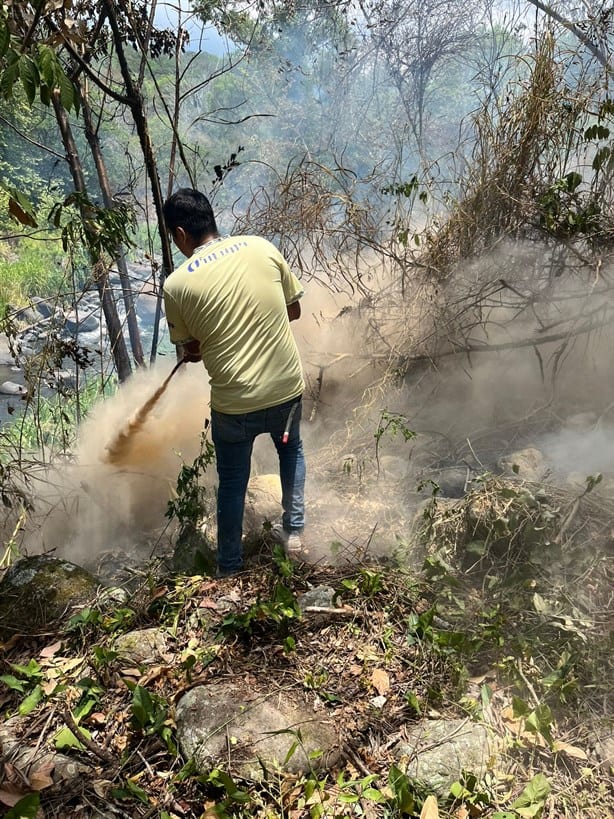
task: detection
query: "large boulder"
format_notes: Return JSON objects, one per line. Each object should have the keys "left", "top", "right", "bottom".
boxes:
{"left": 0, "top": 556, "right": 101, "bottom": 638}
{"left": 114, "top": 627, "right": 170, "bottom": 665}
{"left": 244, "top": 473, "right": 282, "bottom": 534}
{"left": 172, "top": 521, "right": 217, "bottom": 576}
{"left": 498, "top": 447, "right": 548, "bottom": 482}
{"left": 176, "top": 682, "right": 340, "bottom": 780}
{"left": 0, "top": 380, "right": 27, "bottom": 396}
{"left": 63, "top": 310, "right": 100, "bottom": 334}
{"left": 393, "top": 719, "right": 496, "bottom": 794}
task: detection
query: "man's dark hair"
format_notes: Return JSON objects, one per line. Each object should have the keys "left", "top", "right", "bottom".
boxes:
{"left": 163, "top": 188, "right": 218, "bottom": 240}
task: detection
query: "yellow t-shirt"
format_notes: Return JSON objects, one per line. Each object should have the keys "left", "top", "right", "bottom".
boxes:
{"left": 163, "top": 235, "right": 304, "bottom": 414}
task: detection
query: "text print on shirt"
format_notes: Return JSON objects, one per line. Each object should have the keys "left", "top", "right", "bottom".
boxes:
{"left": 187, "top": 240, "right": 249, "bottom": 273}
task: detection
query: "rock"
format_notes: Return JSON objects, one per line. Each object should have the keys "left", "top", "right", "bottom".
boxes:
{"left": 378, "top": 455, "right": 410, "bottom": 481}
{"left": 114, "top": 627, "right": 169, "bottom": 665}
{"left": 498, "top": 447, "right": 548, "bottom": 482}
{"left": 136, "top": 292, "right": 158, "bottom": 321}
{"left": 0, "top": 380, "right": 27, "bottom": 396}
{"left": 0, "top": 716, "right": 90, "bottom": 783}
{"left": 298, "top": 585, "right": 336, "bottom": 610}
{"left": 176, "top": 683, "right": 340, "bottom": 780}
{"left": 430, "top": 467, "right": 470, "bottom": 498}
{"left": 0, "top": 335, "right": 14, "bottom": 366}
{"left": 394, "top": 719, "right": 495, "bottom": 794}
{"left": 64, "top": 310, "right": 100, "bottom": 334}
{"left": 173, "top": 521, "right": 217, "bottom": 575}
{"left": 0, "top": 717, "right": 91, "bottom": 785}
{"left": 55, "top": 369, "right": 77, "bottom": 389}
{"left": 244, "top": 473, "right": 282, "bottom": 534}
{"left": 590, "top": 723, "right": 614, "bottom": 770}
{"left": 29, "top": 297, "right": 55, "bottom": 319}
{"left": 0, "top": 556, "right": 101, "bottom": 638}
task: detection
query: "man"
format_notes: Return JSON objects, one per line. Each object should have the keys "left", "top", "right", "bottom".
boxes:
{"left": 162, "top": 188, "right": 306, "bottom": 576}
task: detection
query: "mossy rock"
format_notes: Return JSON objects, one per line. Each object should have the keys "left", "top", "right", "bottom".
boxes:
{"left": 173, "top": 523, "right": 217, "bottom": 576}
{"left": 0, "top": 555, "right": 101, "bottom": 638}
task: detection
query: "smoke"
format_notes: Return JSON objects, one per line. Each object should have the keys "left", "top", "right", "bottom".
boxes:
{"left": 24, "top": 363, "right": 211, "bottom": 567}
{"left": 10, "top": 242, "right": 614, "bottom": 571}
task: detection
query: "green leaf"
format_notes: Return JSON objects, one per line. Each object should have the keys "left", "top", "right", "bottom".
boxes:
{"left": 54, "top": 725, "right": 90, "bottom": 751}
{"left": 0, "top": 19, "right": 10, "bottom": 58}
{"left": 19, "top": 684, "right": 43, "bottom": 716}
{"left": 0, "top": 673, "right": 26, "bottom": 692}
{"left": 389, "top": 764, "right": 415, "bottom": 813}
{"left": 18, "top": 55, "right": 39, "bottom": 104}
{"left": 512, "top": 696, "right": 530, "bottom": 717}
{"left": 131, "top": 684, "right": 153, "bottom": 729}
{"left": 362, "top": 786, "right": 386, "bottom": 802}
{"left": 111, "top": 778, "right": 150, "bottom": 805}
{"left": 465, "top": 539, "right": 486, "bottom": 556}
{"left": 59, "top": 70, "right": 76, "bottom": 112}
{"left": 511, "top": 773, "right": 551, "bottom": 814}
{"left": 39, "top": 82, "right": 51, "bottom": 105}
{"left": 337, "top": 792, "right": 360, "bottom": 803}
{"left": 584, "top": 124, "right": 610, "bottom": 140}
{"left": 9, "top": 659, "right": 41, "bottom": 678}
{"left": 563, "top": 171, "right": 582, "bottom": 192}
{"left": 5, "top": 792, "right": 41, "bottom": 819}
{"left": 0, "top": 49, "right": 19, "bottom": 99}
{"left": 404, "top": 690, "right": 422, "bottom": 714}
{"left": 283, "top": 739, "right": 299, "bottom": 765}
{"left": 525, "top": 704, "right": 553, "bottom": 744}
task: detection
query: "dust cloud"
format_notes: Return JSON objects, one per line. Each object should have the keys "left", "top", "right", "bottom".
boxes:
{"left": 15, "top": 245, "right": 614, "bottom": 569}
{"left": 25, "top": 362, "right": 211, "bottom": 566}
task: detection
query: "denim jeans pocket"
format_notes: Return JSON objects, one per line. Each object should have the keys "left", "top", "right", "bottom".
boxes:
{"left": 212, "top": 410, "right": 248, "bottom": 444}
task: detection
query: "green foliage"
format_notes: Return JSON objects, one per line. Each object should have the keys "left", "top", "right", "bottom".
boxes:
{"left": 4, "top": 792, "right": 41, "bottom": 819}
{"left": 341, "top": 568, "right": 384, "bottom": 597}
{"left": 184, "top": 765, "right": 252, "bottom": 814}
{"left": 129, "top": 683, "right": 176, "bottom": 753}
{"left": 0, "top": 658, "right": 45, "bottom": 716}
{"left": 219, "top": 580, "right": 301, "bottom": 638}
{"left": 66, "top": 605, "right": 137, "bottom": 640}
{"left": 54, "top": 724, "right": 90, "bottom": 752}
{"left": 508, "top": 773, "right": 551, "bottom": 818}
{"left": 0, "top": 235, "right": 67, "bottom": 315}
{"left": 0, "top": 16, "right": 78, "bottom": 113}
{"left": 388, "top": 764, "right": 416, "bottom": 814}
{"left": 538, "top": 171, "right": 602, "bottom": 238}
{"left": 449, "top": 772, "right": 493, "bottom": 811}
{"left": 110, "top": 777, "right": 150, "bottom": 805}
{"left": 48, "top": 191, "right": 137, "bottom": 257}
{"left": 166, "top": 431, "right": 216, "bottom": 531}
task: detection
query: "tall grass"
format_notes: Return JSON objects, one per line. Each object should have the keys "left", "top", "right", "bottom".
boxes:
{"left": 1, "top": 375, "right": 116, "bottom": 460}
{"left": 0, "top": 236, "right": 71, "bottom": 318}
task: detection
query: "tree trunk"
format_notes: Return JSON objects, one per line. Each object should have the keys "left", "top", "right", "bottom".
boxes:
{"left": 52, "top": 92, "right": 133, "bottom": 382}
{"left": 101, "top": 0, "right": 177, "bottom": 364}
{"left": 80, "top": 91, "right": 145, "bottom": 367}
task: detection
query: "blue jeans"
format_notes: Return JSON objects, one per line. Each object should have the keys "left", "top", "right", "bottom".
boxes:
{"left": 211, "top": 396, "right": 306, "bottom": 574}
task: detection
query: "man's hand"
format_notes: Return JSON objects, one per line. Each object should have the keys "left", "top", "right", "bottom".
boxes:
{"left": 181, "top": 339, "right": 202, "bottom": 363}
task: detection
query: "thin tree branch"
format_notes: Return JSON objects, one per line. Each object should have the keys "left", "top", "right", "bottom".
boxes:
{"left": 0, "top": 114, "right": 66, "bottom": 160}
{"left": 526, "top": 0, "right": 610, "bottom": 68}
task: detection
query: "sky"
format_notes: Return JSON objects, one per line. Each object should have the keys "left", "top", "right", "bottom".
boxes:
{"left": 152, "top": 0, "right": 229, "bottom": 55}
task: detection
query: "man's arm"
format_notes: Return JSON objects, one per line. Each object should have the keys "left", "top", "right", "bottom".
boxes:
{"left": 181, "top": 338, "right": 202, "bottom": 362}
{"left": 287, "top": 300, "right": 301, "bottom": 322}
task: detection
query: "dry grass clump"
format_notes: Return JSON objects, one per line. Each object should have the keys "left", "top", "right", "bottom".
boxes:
{"left": 418, "top": 476, "right": 562, "bottom": 577}
{"left": 418, "top": 473, "right": 613, "bottom": 583}
{"left": 415, "top": 473, "right": 612, "bottom": 716}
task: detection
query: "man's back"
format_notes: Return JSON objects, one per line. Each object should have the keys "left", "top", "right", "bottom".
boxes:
{"left": 164, "top": 235, "right": 304, "bottom": 413}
